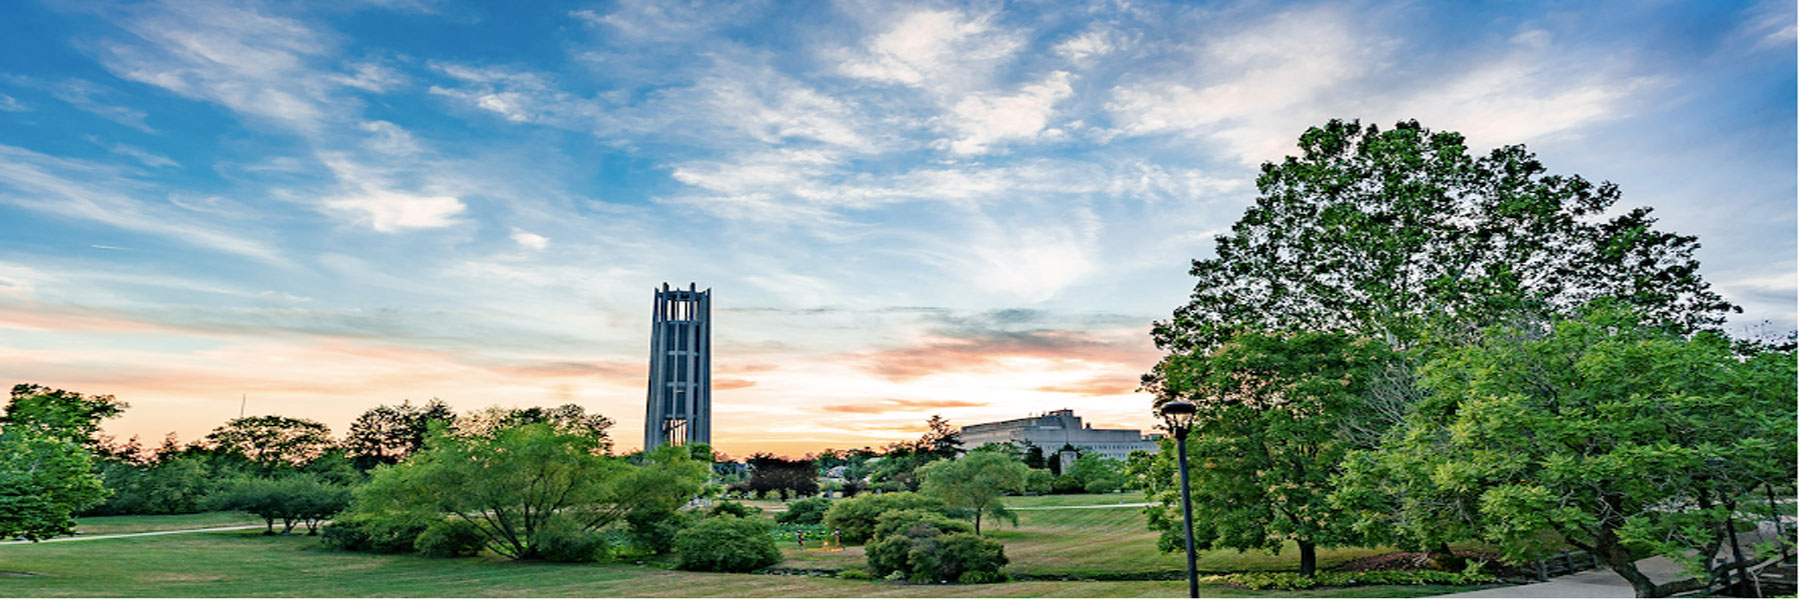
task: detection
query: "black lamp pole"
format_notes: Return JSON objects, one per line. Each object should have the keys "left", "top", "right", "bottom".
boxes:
{"left": 1160, "top": 401, "right": 1200, "bottom": 599}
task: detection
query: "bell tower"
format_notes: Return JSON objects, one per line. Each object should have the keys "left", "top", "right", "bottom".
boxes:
{"left": 644, "top": 282, "right": 711, "bottom": 452}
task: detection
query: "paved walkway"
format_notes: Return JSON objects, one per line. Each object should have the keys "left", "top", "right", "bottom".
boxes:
{"left": 0, "top": 524, "right": 265, "bottom": 545}
{"left": 1435, "top": 520, "right": 1791, "bottom": 598}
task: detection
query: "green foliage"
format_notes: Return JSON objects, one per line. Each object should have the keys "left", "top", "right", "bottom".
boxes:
{"left": 534, "top": 516, "right": 611, "bottom": 563}
{"left": 1151, "top": 119, "right": 1735, "bottom": 363}
{"left": 822, "top": 491, "right": 948, "bottom": 544}
{"left": 0, "top": 429, "right": 108, "bottom": 541}
{"left": 674, "top": 515, "right": 782, "bottom": 573}
{"left": 1083, "top": 478, "right": 1121, "bottom": 494}
{"left": 1199, "top": 564, "right": 1495, "bottom": 590}
{"left": 320, "top": 511, "right": 435, "bottom": 554}
{"left": 452, "top": 404, "right": 615, "bottom": 453}
{"left": 707, "top": 500, "right": 760, "bottom": 518}
{"left": 776, "top": 497, "right": 831, "bottom": 525}
{"left": 87, "top": 453, "right": 222, "bottom": 516}
{"left": 352, "top": 422, "right": 660, "bottom": 560}
{"left": 3, "top": 384, "right": 127, "bottom": 449}
{"left": 873, "top": 508, "right": 973, "bottom": 540}
{"left": 414, "top": 518, "right": 485, "bottom": 558}
{"left": 957, "top": 570, "right": 1010, "bottom": 584}
{"left": 918, "top": 451, "right": 1027, "bottom": 533}
{"left": 204, "top": 416, "right": 336, "bottom": 471}
{"left": 865, "top": 513, "right": 1008, "bottom": 585}
{"left": 837, "top": 568, "right": 876, "bottom": 580}
{"left": 1334, "top": 305, "right": 1797, "bottom": 596}
{"left": 210, "top": 475, "right": 350, "bottom": 534}
{"left": 624, "top": 508, "right": 696, "bottom": 554}
{"left": 1147, "top": 331, "right": 1395, "bottom": 574}
{"left": 344, "top": 399, "right": 456, "bottom": 471}
{"left": 1024, "top": 469, "right": 1053, "bottom": 494}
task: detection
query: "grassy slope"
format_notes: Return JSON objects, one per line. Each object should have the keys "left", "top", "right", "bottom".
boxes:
{"left": 0, "top": 532, "right": 1473, "bottom": 598}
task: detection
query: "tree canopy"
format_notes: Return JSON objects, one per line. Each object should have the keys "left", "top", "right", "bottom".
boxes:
{"left": 1333, "top": 304, "right": 1796, "bottom": 597}
{"left": 1152, "top": 119, "right": 1735, "bottom": 360}
{"left": 918, "top": 449, "right": 1029, "bottom": 534}
{"left": 3, "top": 383, "right": 127, "bottom": 449}
{"left": 1143, "top": 331, "right": 1395, "bottom": 575}
{"left": 344, "top": 399, "right": 456, "bottom": 470}
{"left": 204, "top": 415, "right": 335, "bottom": 471}
{"left": 0, "top": 429, "right": 108, "bottom": 541}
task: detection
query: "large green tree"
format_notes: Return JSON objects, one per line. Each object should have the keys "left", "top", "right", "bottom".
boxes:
{"left": 1152, "top": 119, "right": 1735, "bottom": 360}
{"left": 344, "top": 399, "right": 456, "bottom": 470}
{"left": 0, "top": 429, "right": 108, "bottom": 541}
{"left": 3, "top": 384, "right": 127, "bottom": 450}
{"left": 204, "top": 416, "right": 336, "bottom": 471}
{"left": 1334, "top": 305, "right": 1795, "bottom": 597}
{"left": 1144, "top": 331, "right": 1394, "bottom": 575}
{"left": 918, "top": 449, "right": 1028, "bottom": 534}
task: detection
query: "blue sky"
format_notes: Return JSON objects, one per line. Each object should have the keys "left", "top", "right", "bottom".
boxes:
{"left": 0, "top": 0, "right": 1793, "bottom": 456}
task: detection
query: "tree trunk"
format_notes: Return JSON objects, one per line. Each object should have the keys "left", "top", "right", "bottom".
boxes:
{"left": 1592, "top": 524, "right": 1707, "bottom": 598}
{"left": 1427, "top": 541, "right": 1466, "bottom": 571}
{"left": 1298, "top": 539, "right": 1317, "bottom": 577}
{"left": 974, "top": 511, "right": 982, "bottom": 535}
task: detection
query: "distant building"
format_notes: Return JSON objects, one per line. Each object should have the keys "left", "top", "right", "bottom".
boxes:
{"left": 959, "top": 409, "right": 1158, "bottom": 462}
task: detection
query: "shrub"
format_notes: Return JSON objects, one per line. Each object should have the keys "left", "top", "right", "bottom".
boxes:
{"left": 777, "top": 497, "right": 831, "bottom": 525}
{"left": 1050, "top": 474, "right": 1084, "bottom": 494}
{"left": 675, "top": 515, "right": 782, "bottom": 573}
{"left": 866, "top": 511, "right": 1006, "bottom": 583}
{"left": 1025, "top": 469, "right": 1053, "bottom": 495}
{"left": 708, "top": 501, "right": 761, "bottom": 518}
{"left": 625, "top": 508, "right": 697, "bottom": 554}
{"left": 957, "top": 570, "right": 1009, "bottom": 584}
{"left": 321, "top": 512, "right": 435, "bottom": 554}
{"left": 838, "top": 568, "right": 876, "bottom": 580}
{"left": 1083, "top": 478, "right": 1121, "bottom": 494}
{"left": 872, "top": 509, "right": 972, "bottom": 540}
{"left": 415, "top": 519, "right": 486, "bottom": 558}
{"left": 535, "top": 518, "right": 610, "bottom": 563}
{"left": 822, "top": 492, "right": 948, "bottom": 543}
{"left": 1197, "top": 563, "right": 1496, "bottom": 590}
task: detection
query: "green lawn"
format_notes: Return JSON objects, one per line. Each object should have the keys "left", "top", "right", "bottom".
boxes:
{"left": 0, "top": 503, "right": 1507, "bottom": 597}
{"left": 0, "top": 531, "right": 1480, "bottom": 597}
{"left": 72, "top": 512, "right": 265, "bottom": 536}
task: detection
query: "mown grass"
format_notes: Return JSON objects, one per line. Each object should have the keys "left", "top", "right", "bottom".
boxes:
{"left": 72, "top": 512, "right": 264, "bottom": 536}
{"left": 0, "top": 530, "right": 1477, "bottom": 597}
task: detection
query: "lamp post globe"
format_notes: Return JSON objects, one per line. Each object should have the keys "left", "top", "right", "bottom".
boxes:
{"left": 1158, "top": 400, "right": 1200, "bottom": 599}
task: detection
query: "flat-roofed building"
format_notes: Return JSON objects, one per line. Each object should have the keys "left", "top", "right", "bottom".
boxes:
{"left": 959, "top": 409, "right": 1158, "bottom": 462}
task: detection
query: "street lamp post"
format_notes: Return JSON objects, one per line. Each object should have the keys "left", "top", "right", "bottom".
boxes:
{"left": 1159, "top": 400, "right": 1200, "bottom": 599}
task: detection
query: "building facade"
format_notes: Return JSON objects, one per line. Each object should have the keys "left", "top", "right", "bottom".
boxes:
{"left": 959, "top": 409, "right": 1158, "bottom": 462}
{"left": 643, "top": 282, "right": 712, "bottom": 452}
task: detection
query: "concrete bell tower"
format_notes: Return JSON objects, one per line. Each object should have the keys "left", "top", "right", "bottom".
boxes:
{"left": 644, "top": 282, "right": 711, "bottom": 452}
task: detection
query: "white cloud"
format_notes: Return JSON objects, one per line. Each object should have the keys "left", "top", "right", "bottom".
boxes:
{"left": 510, "top": 228, "right": 549, "bottom": 250}
{"left": 0, "top": 94, "right": 23, "bottom": 111}
{"left": 358, "top": 120, "right": 423, "bottom": 156}
{"left": 104, "top": 143, "right": 179, "bottom": 168}
{"left": 944, "top": 71, "right": 1073, "bottom": 155}
{"left": 325, "top": 192, "right": 465, "bottom": 232}
{"left": 0, "top": 145, "right": 283, "bottom": 263}
{"left": 96, "top": 0, "right": 338, "bottom": 130}
{"left": 319, "top": 158, "right": 465, "bottom": 232}
{"left": 1054, "top": 29, "right": 1117, "bottom": 62}
{"left": 838, "top": 8, "right": 1023, "bottom": 96}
